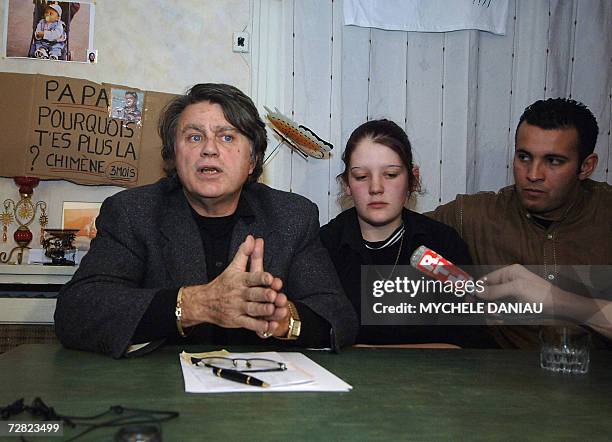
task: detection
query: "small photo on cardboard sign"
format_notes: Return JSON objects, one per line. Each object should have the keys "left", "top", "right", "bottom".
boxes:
{"left": 111, "top": 88, "right": 144, "bottom": 125}
{"left": 61, "top": 201, "right": 102, "bottom": 251}
{"left": 5, "top": 0, "right": 96, "bottom": 63}
{"left": 87, "top": 48, "right": 97, "bottom": 63}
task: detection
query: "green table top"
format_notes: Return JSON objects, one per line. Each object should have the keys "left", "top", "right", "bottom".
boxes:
{"left": 1, "top": 344, "right": 611, "bottom": 441}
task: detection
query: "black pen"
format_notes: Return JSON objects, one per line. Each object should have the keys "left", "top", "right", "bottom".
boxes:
{"left": 212, "top": 367, "right": 269, "bottom": 388}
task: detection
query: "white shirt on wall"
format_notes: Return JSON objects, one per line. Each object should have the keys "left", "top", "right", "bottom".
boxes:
{"left": 344, "top": 0, "right": 509, "bottom": 35}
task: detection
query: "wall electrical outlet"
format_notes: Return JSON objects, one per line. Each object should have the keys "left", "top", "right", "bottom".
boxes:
{"left": 232, "top": 32, "right": 249, "bottom": 53}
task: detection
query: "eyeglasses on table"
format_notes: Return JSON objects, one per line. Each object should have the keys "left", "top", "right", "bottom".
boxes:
{"left": 190, "top": 357, "right": 287, "bottom": 373}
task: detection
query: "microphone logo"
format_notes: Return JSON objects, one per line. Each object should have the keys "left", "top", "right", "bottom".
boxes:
{"left": 410, "top": 245, "right": 472, "bottom": 285}
{"left": 419, "top": 254, "right": 441, "bottom": 267}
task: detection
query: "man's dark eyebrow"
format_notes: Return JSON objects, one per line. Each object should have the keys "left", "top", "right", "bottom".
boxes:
{"left": 215, "top": 126, "right": 238, "bottom": 133}
{"left": 545, "top": 153, "right": 570, "bottom": 160}
{"left": 515, "top": 148, "right": 570, "bottom": 162}
{"left": 179, "top": 123, "right": 204, "bottom": 133}
{"left": 179, "top": 124, "right": 238, "bottom": 134}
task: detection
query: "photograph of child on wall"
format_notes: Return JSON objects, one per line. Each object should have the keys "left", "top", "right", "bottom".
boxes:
{"left": 32, "top": 3, "right": 66, "bottom": 60}
{"left": 111, "top": 89, "right": 144, "bottom": 124}
{"left": 5, "top": 0, "right": 94, "bottom": 62}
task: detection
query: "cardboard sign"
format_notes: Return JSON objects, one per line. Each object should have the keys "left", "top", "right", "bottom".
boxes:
{"left": 0, "top": 73, "right": 174, "bottom": 187}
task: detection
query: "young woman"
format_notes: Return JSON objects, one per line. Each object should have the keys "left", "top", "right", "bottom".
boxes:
{"left": 320, "top": 119, "right": 492, "bottom": 346}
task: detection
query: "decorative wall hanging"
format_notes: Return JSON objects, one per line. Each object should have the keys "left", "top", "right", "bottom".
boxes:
{"left": 264, "top": 107, "right": 333, "bottom": 160}
{"left": 1, "top": 176, "right": 48, "bottom": 264}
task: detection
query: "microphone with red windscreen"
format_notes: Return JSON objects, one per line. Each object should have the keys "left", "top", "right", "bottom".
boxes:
{"left": 409, "top": 245, "right": 472, "bottom": 283}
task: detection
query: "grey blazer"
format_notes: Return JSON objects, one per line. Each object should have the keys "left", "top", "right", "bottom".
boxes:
{"left": 54, "top": 177, "right": 358, "bottom": 357}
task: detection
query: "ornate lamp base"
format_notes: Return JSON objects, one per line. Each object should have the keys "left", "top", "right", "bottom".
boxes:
{"left": 1, "top": 176, "right": 47, "bottom": 264}
{"left": 42, "top": 229, "right": 79, "bottom": 266}
{"left": 0, "top": 246, "right": 29, "bottom": 264}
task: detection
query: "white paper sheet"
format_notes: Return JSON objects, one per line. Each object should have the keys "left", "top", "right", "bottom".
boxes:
{"left": 180, "top": 351, "right": 352, "bottom": 393}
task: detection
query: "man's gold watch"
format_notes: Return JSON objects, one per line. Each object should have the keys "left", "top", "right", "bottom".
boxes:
{"left": 276, "top": 301, "right": 301, "bottom": 340}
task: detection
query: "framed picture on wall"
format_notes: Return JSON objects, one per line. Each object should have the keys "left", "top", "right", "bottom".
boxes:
{"left": 61, "top": 201, "right": 101, "bottom": 251}
{"left": 4, "top": 0, "right": 96, "bottom": 62}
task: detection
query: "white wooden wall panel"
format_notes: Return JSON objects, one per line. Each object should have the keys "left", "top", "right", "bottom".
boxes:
{"left": 571, "top": 0, "right": 612, "bottom": 183}
{"left": 263, "top": 1, "right": 295, "bottom": 191}
{"left": 508, "top": 1, "right": 550, "bottom": 178}
{"left": 338, "top": 24, "right": 370, "bottom": 213}
{"left": 368, "top": 29, "right": 407, "bottom": 122}
{"left": 465, "top": 31, "right": 481, "bottom": 195}
{"left": 329, "top": 0, "right": 345, "bottom": 219}
{"left": 441, "top": 31, "right": 478, "bottom": 203}
{"left": 406, "top": 33, "right": 444, "bottom": 212}
{"left": 292, "top": 0, "right": 333, "bottom": 223}
{"left": 546, "top": 0, "right": 575, "bottom": 99}
{"left": 473, "top": 0, "right": 516, "bottom": 192}
{"left": 340, "top": 25, "right": 370, "bottom": 156}
{"left": 253, "top": 0, "right": 290, "bottom": 191}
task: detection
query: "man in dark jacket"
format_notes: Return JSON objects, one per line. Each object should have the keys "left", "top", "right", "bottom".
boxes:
{"left": 55, "top": 83, "right": 357, "bottom": 357}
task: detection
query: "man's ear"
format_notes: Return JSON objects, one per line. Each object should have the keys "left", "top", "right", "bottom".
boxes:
{"left": 248, "top": 147, "right": 257, "bottom": 175}
{"left": 578, "top": 153, "right": 598, "bottom": 180}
